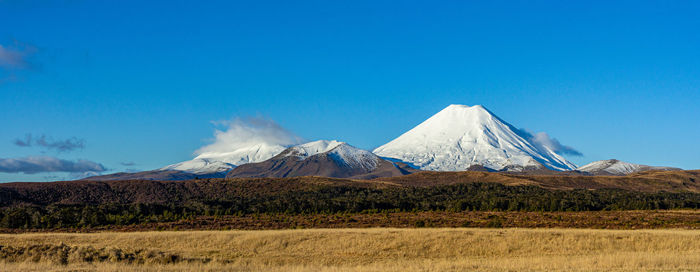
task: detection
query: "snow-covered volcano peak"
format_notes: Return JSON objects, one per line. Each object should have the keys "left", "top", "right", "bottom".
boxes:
{"left": 442, "top": 104, "right": 490, "bottom": 118}
{"left": 421, "top": 104, "right": 506, "bottom": 136}
{"left": 445, "top": 104, "right": 487, "bottom": 112}
{"left": 373, "top": 104, "right": 577, "bottom": 171}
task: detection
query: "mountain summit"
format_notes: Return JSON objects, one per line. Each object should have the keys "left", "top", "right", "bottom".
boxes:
{"left": 373, "top": 104, "right": 577, "bottom": 172}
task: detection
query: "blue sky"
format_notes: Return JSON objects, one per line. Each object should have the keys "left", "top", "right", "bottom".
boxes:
{"left": 1, "top": 0, "right": 699, "bottom": 181}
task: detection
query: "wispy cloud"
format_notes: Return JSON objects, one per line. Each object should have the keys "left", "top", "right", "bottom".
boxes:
{"left": 13, "top": 135, "right": 31, "bottom": 147}
{"left": 195, "top": 117, "right": 303, "bottom": 156}
{"left": 519, "top": 129, "right": 583, "bottom": 157}
{"left": 14, "top": 134, "right": 85, "bottom": 152}
{"left": 0, "top": 156, "right": 106, "bottom": 174}
{"left": 0, "top": 41, "right": 38, "bottom": 82}
{"left": 120, "top": 161, "right": 136, "bottom": 166}
{"left": 0, "top": 44, "right": 28, "bottom": 69}
{"left": 0, "top": 42, "right": 36, "bottom": 70}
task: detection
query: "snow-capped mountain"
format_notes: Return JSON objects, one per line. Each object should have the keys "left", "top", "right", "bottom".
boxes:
{"left": 227, "top": 140, "right": 416, "bottom": 179}
{"left": 85, "top": 142, "right": 288, "bottom": 181}
{"left": 281, "top": 140, "right": 380, "bottom": 171}
{"left": 373, "top": 104, "right": 577, "bottom": 172}
{"left": 577, "top": 159, "right": 681, "bottom": 175}
{"left": 160, "top": 142, "right": 287, "bottom": 174}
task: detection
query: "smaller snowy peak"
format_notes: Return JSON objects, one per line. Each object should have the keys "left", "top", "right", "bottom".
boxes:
{"left": 162, "top": 142, "right": 287, "bottom": 174}
{"left": 163, "top": 159, "right": 234, "bottom": 175}
{"left": 282, "top": 140, "right": 345, "bottom": 159}
{"left": 577, "top": 159, "right": 680, "bottom": 175}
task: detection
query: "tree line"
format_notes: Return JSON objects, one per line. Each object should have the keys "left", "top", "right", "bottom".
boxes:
{"left": 1, "top": 182, "right": 698, "bottom": 229}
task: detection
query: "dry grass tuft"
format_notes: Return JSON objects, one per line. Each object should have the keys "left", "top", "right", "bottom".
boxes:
{"left": 1, "top": 228, "right": 699, "bottom": 271}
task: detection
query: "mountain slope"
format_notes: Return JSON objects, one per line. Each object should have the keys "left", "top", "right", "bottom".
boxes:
{"left": 227, "top": 140, "right": 416, "bottom": 179}
{"left": 87, "top": 143, "right": 287, "bottom": 181}
{"left": 577, "top": 159, "right": 681, "bottom": 176}
{"left": 373, "top": 104, "right": 577, "bottom": 172}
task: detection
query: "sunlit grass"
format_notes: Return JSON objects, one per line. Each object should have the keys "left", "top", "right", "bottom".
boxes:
{"left": 1, "top": 228, "right": 699, "bottom": 271}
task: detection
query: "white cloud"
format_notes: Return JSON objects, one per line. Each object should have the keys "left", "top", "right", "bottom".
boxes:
{"left": 195, "top": 117, "right": 302, "bottom": 156}
{"left": 520, "top": 130, "right": 583, "bottom": 156}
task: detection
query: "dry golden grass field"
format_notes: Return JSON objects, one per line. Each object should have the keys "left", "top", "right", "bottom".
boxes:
{"left": 1, "top": 228, "right": 699, "bottom": 271}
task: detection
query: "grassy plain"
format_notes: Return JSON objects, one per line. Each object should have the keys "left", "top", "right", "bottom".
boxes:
{"left": 1, "top": 227, "right": 699, "bottom": 271}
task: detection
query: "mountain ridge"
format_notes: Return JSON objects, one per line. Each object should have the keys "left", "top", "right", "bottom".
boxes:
{"left": 577, "top": 159, "right": 681, "bottom": 176}
{"left": 226, "top": 140, "right": 416, "bottom": 179}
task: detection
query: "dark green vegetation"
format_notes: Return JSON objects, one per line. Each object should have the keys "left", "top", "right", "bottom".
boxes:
{"left": 1, "top": 181, "right": 698, "bottom": 229}
{"left": 1, "top": 170, "right": 698, "bottom": 230}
